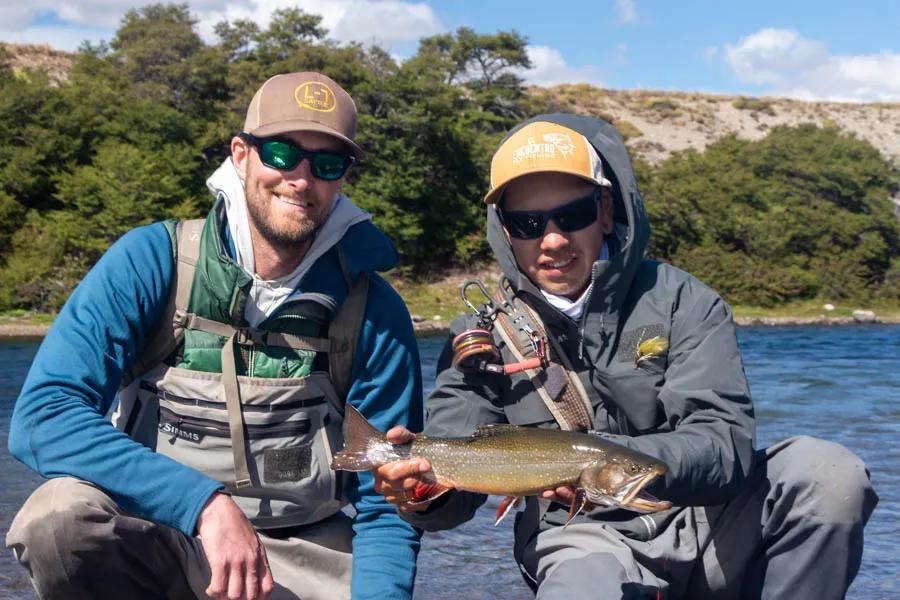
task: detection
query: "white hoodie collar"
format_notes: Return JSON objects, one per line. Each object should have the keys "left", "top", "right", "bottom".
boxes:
{"left": 540, "top": 241, "right": 609, "bottom": 321}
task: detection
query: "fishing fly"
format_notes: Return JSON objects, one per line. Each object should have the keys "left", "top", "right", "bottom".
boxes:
{"left": 634, "top": 335, "right": 669, "bottom": 369}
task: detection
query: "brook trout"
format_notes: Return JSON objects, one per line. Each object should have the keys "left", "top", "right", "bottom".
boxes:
{"left": 331, "top": 405, "right": 673, "bottom": 525}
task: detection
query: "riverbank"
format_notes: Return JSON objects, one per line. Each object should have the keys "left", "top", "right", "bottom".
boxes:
{"left": 4, "top": 269, "right": 899, "bottom": 338}
{"left": 3, "top": 310, "right": 899, "bottom": 339}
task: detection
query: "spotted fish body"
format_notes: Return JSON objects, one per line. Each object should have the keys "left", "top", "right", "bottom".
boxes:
{"left": 413, "top": 426, "right": 633, "bottom": 496}
{"left": 332, "top": 405, "right": 672, "bottom": 520}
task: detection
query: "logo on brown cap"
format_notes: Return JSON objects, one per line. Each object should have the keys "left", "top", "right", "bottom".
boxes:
{"left": 243, "top": 71, "right": 363, "bottom": 158}
{"left": 295, "top": 82, "right": 336, "bottom": 113}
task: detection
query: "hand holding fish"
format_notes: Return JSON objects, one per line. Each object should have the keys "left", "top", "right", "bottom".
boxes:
{"left": 373, "top": 426, "right": 436, "bottom": 512}
{"left": 541, "top": 485, "right": 593, "bottom": 509}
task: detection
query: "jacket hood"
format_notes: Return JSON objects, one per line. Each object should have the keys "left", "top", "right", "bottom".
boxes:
{"left": 205, "top": 158, "right": 398, "bottom": 325}
{"left": 486, "top": 114, "right": 650, "bottom": 322}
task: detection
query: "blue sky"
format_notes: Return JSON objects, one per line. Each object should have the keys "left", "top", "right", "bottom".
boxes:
{"left": 3, "top": 1, "right": 899, "bottom": 101}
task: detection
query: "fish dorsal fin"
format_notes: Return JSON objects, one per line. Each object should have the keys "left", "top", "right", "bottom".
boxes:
{"left": 472, "top": 424, "right": 522, "bottom": 438}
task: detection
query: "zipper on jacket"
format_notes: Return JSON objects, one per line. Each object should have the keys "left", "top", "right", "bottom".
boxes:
{"left": 159, "top": 406, "right": 313, "bottom": 440}
{"left": 577, "top": 263, "right": 601, "bottom": 360}
{"left": 156, "top": 387, "right": 326, "bottom": 412}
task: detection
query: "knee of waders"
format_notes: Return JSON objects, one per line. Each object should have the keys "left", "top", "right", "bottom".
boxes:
{"left": 537, "top": 554, "right": 659, "bottom": 600}
{"left": 772, "top": 436, "right": 877, "bottom": 525}
{"left": 7, "top": 478, "right": 121, "bottom": 579}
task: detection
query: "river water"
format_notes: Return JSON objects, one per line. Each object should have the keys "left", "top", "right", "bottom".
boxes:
{"left": 1, "top": 325, "right": 898, "bottom": 598}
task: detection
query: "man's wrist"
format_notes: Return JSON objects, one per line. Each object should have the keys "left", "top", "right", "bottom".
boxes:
{"left": 195, "top": 489, "right": 229, "bottom": 535}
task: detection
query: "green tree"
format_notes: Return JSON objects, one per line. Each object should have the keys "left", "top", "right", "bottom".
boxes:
{"left": 111, "top": 3, "right": 229, "bottom": 118}
{"left": 254, "top": 8, "right": 326, "bottom": 63}
{"left": 214, "top": 19, "right": 261, "bottom": 63}
{"left": 643, "top": 125, "right": 900, "bottom": 304}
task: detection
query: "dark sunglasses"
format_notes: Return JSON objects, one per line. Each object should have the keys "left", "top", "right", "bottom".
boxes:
{"left": 239, "top": 132, "right": 355, "bottom": 181}
{"left": 499, "top": 189, "right": 601, "bottom": 240}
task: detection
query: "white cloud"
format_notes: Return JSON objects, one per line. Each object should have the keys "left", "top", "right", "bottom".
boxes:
{"left": 326, "top": 1, "right": 442, "bottom": 45}
{"left": 725, "top": 28, "right": 827, "bottom": 86}
{"left": 1, "top": 5, "right": 37, "bottom": 31}
{"left": 195, "top": 0, "right": 442, "bottom": 46}
{"left": 615, "top": 0, "right": 637, "bottom": 24}
{"left": 723, "top": 28, "right": 900, "bottom": 102}
{"left": 519, "top": 45, "right": 605, "bottom": 87}
{"left": 1, "top": 0, "right": 443, "bottom": 52}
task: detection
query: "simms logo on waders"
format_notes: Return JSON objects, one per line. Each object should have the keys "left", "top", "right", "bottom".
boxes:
{"left": 295, "top": 82, "right": 336, "bottom": 112}
{"left": 159, "top": 422, "right": 202, "bottom": 443}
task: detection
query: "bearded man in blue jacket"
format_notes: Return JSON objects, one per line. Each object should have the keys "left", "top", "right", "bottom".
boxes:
{"left": 6, "top": 72, "right": 422, "bottom": 600}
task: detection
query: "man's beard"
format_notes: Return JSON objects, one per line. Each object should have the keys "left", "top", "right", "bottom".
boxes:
{"left": 246, "top": 188, "right": 326, "bottom": 251}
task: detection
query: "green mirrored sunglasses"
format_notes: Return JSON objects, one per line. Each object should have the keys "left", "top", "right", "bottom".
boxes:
{"left": 239, "top": 133, "right": 355, "bottom": 181}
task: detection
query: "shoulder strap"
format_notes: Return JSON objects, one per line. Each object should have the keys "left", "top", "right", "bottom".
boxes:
{"left": 121, "top": 218, "right": 204, "bottom": 386}
{"left": 328, "top": 247, "right": 370, "bottom": 402}
{"left": 492, "top": 288, "right": 595, "bottom": 432}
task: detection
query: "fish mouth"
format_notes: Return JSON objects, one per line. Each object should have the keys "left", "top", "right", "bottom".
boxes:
{"left": 615, "top": 471, "right": 672, "bottom": 513}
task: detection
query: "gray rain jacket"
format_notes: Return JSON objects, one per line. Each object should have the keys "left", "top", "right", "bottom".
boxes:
{"left": 403, "top": 114, "right": 755, "bottom": 540}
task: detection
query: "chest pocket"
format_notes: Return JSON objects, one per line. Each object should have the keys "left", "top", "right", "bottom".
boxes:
{"left": 150, "top": 368, "right": 346, "bottom": 528}
{"left": 597, "top": 323, "right": 669, "bottom": 434}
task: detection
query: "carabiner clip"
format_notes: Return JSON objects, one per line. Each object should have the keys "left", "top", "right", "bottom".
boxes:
{"left": 460, "top": 279, "right": 501, "bottom": 329}
{"left": 460, "top": 280, "right": 493, "bottom": 316}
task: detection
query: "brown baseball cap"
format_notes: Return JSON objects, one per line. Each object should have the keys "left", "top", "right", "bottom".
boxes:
{"left": 243, "top": 72, "right": 363, "bottom": 158}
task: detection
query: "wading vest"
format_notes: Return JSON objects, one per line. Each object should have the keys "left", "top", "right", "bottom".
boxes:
{"left": 112, "top": 215, "right": 368, "bottom": 529}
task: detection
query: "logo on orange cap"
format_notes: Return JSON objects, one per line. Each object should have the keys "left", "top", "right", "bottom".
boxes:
{"left": 511, "top": 132, "right": 576, "bottom": 164}
{"left": 485, "top": 121, "right": 611, "bottom": 204}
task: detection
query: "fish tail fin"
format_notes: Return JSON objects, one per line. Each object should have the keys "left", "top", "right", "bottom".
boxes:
{"left": 331, "top": 405, "right": 385, "bottom": 472}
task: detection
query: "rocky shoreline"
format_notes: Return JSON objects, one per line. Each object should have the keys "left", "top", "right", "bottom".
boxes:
{"left": 733, "top": 314, "right": 900, "bottom": 327}
{"left": 0, "top": 323, "right": 49, "bottom": 338}
{"left": 2, "top": 312, "right": 898, "bottom": 341}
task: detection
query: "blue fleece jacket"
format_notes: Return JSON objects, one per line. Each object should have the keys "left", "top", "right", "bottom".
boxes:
{"left": 9, "top": 221, "right": 423, "bottom": 600}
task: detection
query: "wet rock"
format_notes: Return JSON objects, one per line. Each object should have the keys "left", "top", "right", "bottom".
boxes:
{"left": 851, "top": 309, "right": 877, "bottom": 323}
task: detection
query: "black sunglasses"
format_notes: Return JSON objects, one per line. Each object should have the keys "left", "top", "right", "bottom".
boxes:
{"left": 499, "top": 189, "right": 601, "bottom": 240}
{"left": 239, "top": 133, "right": 355, "bottom": 181}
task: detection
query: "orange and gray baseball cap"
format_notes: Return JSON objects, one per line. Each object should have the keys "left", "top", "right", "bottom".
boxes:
{"left": 243, "top": 72, "right": 363, "bottom": 158}
{"left": 484, "top": 121, "right": 611, "bottom": 204}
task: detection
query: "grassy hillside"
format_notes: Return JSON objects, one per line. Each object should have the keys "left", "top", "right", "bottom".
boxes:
{"left": 531, "top": 85, "right": 900, "bottom": 170}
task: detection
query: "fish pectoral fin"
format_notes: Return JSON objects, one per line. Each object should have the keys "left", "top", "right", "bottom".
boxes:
{"left": 564, "top": 489, "right": 588, "bottom": 529}
{"left": 494, "top": 496, "right": 523, "bottom": 526}
{"left": 406, "top": 482, "right": 450, "bottom": 506}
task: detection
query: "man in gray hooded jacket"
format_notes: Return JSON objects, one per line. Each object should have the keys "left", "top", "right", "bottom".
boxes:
{"left": 374, "top": 114, "right": 877, "bottom": 598}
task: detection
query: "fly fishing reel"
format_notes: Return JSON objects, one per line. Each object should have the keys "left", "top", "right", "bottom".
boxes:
{"left": 451, "top": 280, "right": 503, "bottom": 374}
{"left": 451, "top": 279, "right": 547, "bottom": 376}
{"left": 451, "top": 328, "right": 503, "bottom": 374}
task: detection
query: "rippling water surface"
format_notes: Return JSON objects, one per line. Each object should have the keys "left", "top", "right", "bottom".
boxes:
{"left": 1, "top": 325, "right": 898, "bottom": 598}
